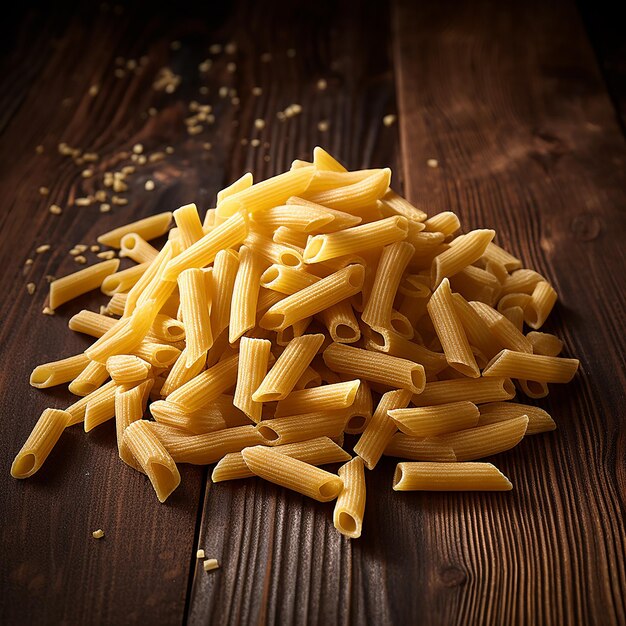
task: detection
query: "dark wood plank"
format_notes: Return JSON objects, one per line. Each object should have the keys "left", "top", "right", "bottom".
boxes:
{"left": 392, "top": 1, "right": 626, "bottom": 624}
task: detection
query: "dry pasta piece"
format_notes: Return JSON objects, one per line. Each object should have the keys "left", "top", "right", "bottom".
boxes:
{"left": 312, "top": 146, "right": 347, "bottom": 172}
{"left": 122, "top": 420, "right": 180, "bottom": 502}
{"left": 482, "top": 350, "right": 579, "bottom": 383}
{"left": 286, "top": 197, "right": 362, "bottom": 231}
{"left": 378, "top": 188, "right": 427, "bottom": 222}
{"left": 97, "top": 212, "right": 172, "bottom": 247}
{"left": 178, "top": 268, "right": 213, "bottom": 364}
{"left": 65, "top": 380, "right": 116, "bottom": 426}
{"left": 516, "top": 379, "right": 550, "bottom": 399}
{"left": 210, "top": 249, "right": 239, "bottom": 338}
{"left": 526, "top": 332, "right": 564, "bottom": 357}
{"left": 294, "top": 366, "right": 322, "bottom": 390}
{"left": 256, "top": 409, "right": 350, "bottom": 445}
{"left": 241, "top": 445, "right": 343, "bottom": 502}
{"left": 424, "top": 212, "right": 461, "bottom": 237}
{"left": 173, "top": 203, "right": 205, "bottom": 249}
{"left": 482, "top": 242, "right": 522, "bottom": 271}
{"left": 449, "top": 265, "right": 501, "bottom": 305}
{"left": 260, "top": 264, "right": 318, "bottom": 294}
{"left": 393, "top": 462, "right": 512, "bottom": 491}
{"left": 101, "top": 262, "right": 150, "bottom": 296}
{"left": 212, "top": 437, "right": 351, "bottom": 482}
{"left": 501, "top": 306, "right": 524, "bottom": 332}
{"left": 119, "top": 233, "right": 159, "bottom": 264}
{"left": 469, "top": 301, "right": 533, "bottom": 354}
{"left": 233, "top": 337, "right": 272, "bottom": 422}
{"left": 428, "top": 416, "right": 529, "bottom": 461}
{"left": 49, "top": 259, "right": 120, "bottom": 309}
{"left": 384, "top": 433, "right": 457, "bottom": 462}
{"left": 151, "top": 397, "right": 248, "bottom": 434}
{"left": 216, "top": 172, "right": 253, "bottom": 205}
{"left": 68, "top": 360, "right": 109, "bottom": 396}
{"left": 478, "top": 402, "right": 556, "bottom": 435}
{"left": 275, "top": 380, "right": 360, "bottom": 417}
{"left": 229, "top": 246, "right": 265, "bottom": 342}
{"left": 450, "top": 293, "right": 502, "bottom": 360}
{"left": 525, "top": 281, "right": 558, "bottom": 329}
{"left": 149, "top": 314, "right": 186, "bottom": 344}
{"left": 412, "top": 377, "right": 516, "bottom": 407}
{"left": 11, "top": 408, "right": 71, "bottom": 478}
{"left": 252, "top": 334, "right": 324, "bottom": 402}
{"left": 388, "top": 401, "right": 480, "bottom": 438}
{"left": 260, "top": 265, "right": 364, "bottom": 331}
{"left": 115, "top": 379, "right": 153, "bottom": 469}
{"left": 324, "top": 343, "right": 425, "bottom": 394}
{"left": 303, "top": 216, "right": 408, "bottom": 263}
{"left": 344, "top": 380, "right": 373, "bottom": 434}
{"left": 500, "top": 269, "right": 544, "bottom": 296}
{"left": 244, "top": 230, "right": 303, "bottom": 268}
{"left": 30, "top": 353, "right": 90, "bottom": 388}
{"left": 317, "top": 300, "right": 361, "bottom": 344}
{"left": 159, "top": 348, "right": 206, "bottom": 397}
{"left": 334, "top": 457, "right": 366, "bottom": 538}
{"left": 106, "top": 354, "right": 151, "bottom": 385}
{"left": 428, "top": 278, "right": 480, "bottom": 378}
{"left": 250, "top": 205, "right": 334, "bottom": 232}
{"left": 105, "top": 292, "right": 127, "bottom": 316}
{"left": 305, "top": 169, "right": 381, "bottom": 194}
{"left": 84, "top": 381, "right": 119, "bottom": 432}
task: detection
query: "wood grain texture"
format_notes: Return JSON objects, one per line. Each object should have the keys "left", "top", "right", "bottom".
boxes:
{"left": 393, "top": 0, "right": 626, "bottom": 624}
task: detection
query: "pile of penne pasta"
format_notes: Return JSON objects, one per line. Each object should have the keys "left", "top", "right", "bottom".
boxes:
{"left": 12, "top": 147, "right": 579, "bottom": 539}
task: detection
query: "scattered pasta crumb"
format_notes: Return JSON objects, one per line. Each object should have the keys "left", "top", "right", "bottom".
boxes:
{"left": 88, "top": 84, "right": 99, "bottom": 97}
{"left": 188, "top": 125, "right": 203, "bottom": 136}
{"left": 83, "top": 153, "right": 99, "bottom": 162}
{"left": 45, "top": 275, "right": 55, "bottom": 283}
{"left": 132, "top": 143, "right": 144, "bottom": 154}
{"left": 36, "top": 245, "right": 51, "bottom": 254}
{"left": 82, "top": 169, "right": 94, "bottom": 178}
{"left": 252, "top": 87, "right": 262, "bottom": 96}
{"left": 196, "top": 549, "right": 205, "bottom": 559}
{"left": 225, "top": 42, "right": 237, "bottom": 55}
{"left": 94, "top": 190, "right": 107, "bottom": 202}
{"left": 149, "top": 152, "right": 165, "bottom": 163}
{"left": 74, "top": 255, "right": 87, "bottom": 264}
{"left": 427, "top": 158, "right": 439, "bottom": 168}
{"left": 199, "top": 86, "right": 209, "bottom": 95}
{"left": 165, "top": 146, "right": 174, "bottom": 154}
{"left": 100, "top": 203, "right": 111, "bottom": 213}
{"left": 75, "top": 197, "right": 92, "bottom": 207}
{"left": 198, "top": 59, "right": 212, "bottom": 73}
{"left": 42, "top": 306, "right": 55, "bottom": 315}
{"left": 92, "top": 529, "right": 105, "bottom": 539}
{"left": 203, "top": 559, "right": 219, "bottom": 572}
{"left": 74, "top": 244, "right": 88, "bottom": 253}
{"left": 144, "top": 180, "right": 155, "bottom": 191}
{"left": 35, "top": 145, "right": 44, "bottom": 154}
{"left": 218, "top": 86, "right": 229, "bottom": 98}
{"left": 250, "top": 139, "right": 260, "bottom": 148}
{"left": 203, "top": 142, "right": 212, "bottom": 151}
{"left": 90, "top": 245, "right": 100, "bottom": 252}
{"left": 209, "top": 43, "right": 222, "bottom": 54}
{"left": 25, "top": 258, "right": 33, "bottom": 266}
{"left": 97, "top": 250, "right": 116, "bottom": 260}
{"left": 383, "top": 114, "right": 397, "bottom": 127}
{"left": 317, "top": 78, "right": 328, "bottom": 90}
{"left": 49, "top": 205, "right": 62, "bottom": 215}
{"left": 226, "top": 62, "right": 236, "bottom": 73}
{"left": 26, "top": 283, "right": 36, "bottom": 295}
{"left": 39, "top": 186, "right": 50, "bottom": 196}
{"left": 317, "top": 120, "right": 329, "bottom": 132}
{"left": 69, "top": 248, "right": 80, "bottom": 256}
{"left": 254, "top": 119, "right": 265, "bottom": 130}
{"left": 111, "top": 196, "right": 128, "bottom": 206}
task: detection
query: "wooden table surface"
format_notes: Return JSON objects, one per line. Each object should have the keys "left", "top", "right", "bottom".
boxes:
{"left": 1, "top": 1, "right": 625, "bottom": 624}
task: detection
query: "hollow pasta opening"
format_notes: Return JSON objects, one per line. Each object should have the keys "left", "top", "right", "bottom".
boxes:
{"left": 524, "top": 306, "right": 539, "bottom": 327}
{"left": 369, "top": 330, "right": 386, "bottom": 348}
{"left": 338, "top": 511, "right": 357, "bottom": 534}
{"left": 261, "top": 266, "right": 280, "bottom": 286}
{"left": 304, "top": 238, "right": 324, "bottom": 261}
{"left": 102, "top": 278, "right": 121, "bottom": 296}
{"left": 346, "top": 415, "right": 366, "bottom": 431}
{"left": 164, "top": 322, "right": 185, "bottom": 340}
{"left": 153, "top": 347, "right": 180, "bottom": 367}
{"left": 392, "top": 465, "right": 404, "bottom": 489}
{"left": 121, "top": 234, "right": 138, "bottom": 249}
{"left": 12, "top": 453, "right": 37, "bottom": 478}
{"left": 318, "top": 479, "right": 340, "bottom": 499}
{"left": 334, "top": 324, "right": 358, "bottom": 341}
{"left": 257, "top": 426, "right": 279, "bottom": 441}
{"left": 262, "top": 312, "right": 286, "bottom": 329}
{"left": 347, "top": 267, "right": 364, "bottom": 288}
{"left": 279, "top": 251, "right": 301, "bottom": 267}
{"left": 502, "top": 378, "right": 516, "bottom": 397}
{"left": 390, "top": 315, "right": 412, "bottom": 338}
{"left": 410, "top": 368, "right": 425, "bottom": 390}
{"left": 149, "top": 462, "right": 178, "bottom": 502}
{"left": 30, "top": 367, "right": 52, "bottom": 387}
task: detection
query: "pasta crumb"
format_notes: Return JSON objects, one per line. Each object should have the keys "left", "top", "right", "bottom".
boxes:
{"left": 317, "top": 120, "right": 330, "bottom": 132}
{"left": 75, "top": 197, "right": 92, "bottom": 207}
{"left": 252, "top": 87, "right": 263, "bottom": 96}
{"left": 111, "top": 196, "right": 128, "bottom": 206}
{"left": 74, "top": 255, "right": 87, "bottom": 264}
{"left": 25, "top": 258, "right": 33, "bottom": 266}
{"left": 133, "top": 143, "right": 144, "bottom": 155}
{"left": 35, "top": 145, "right": 44, "bottom": 154}
{"left": 92, "top": 529, "right": 105, "bottom": 539}
{"left": 196, "top": 549, "right": 205, "bottom": 559}
{"left": 254, "top": 119, "right": 265, "bottom": 130}
{"left": 49, "top": 205, "right": 63, "bottom": 215}
{"left": 88, "top": 84, "right": 99, "bottom": 97}
{"left": 383, "top": 114, "right": 397, "bottom": 127}
{"left": 203, "top": 558, "right": 219, "bottom": 572}
{"left": 317, "top": 78, "right": 328, "bottom": 90}
{"left": 97, "top": 250, "right": 116, "bottom": 260}
{"left": 36, "top": 245, "right": 51, "bottom": 254}
{"left": 427, "top": 158, "right": 439, "bottom": 168}
{"left": 26, "top": 282, "right": 36, "bottom": 295}
{"left": 39, "top": 186, "right": 50, "bottom": 196}
{"left": 144, "top": 180, "right": 155, "bottom": 191}
{"left": 90, "top": 245, "right": 100, "bottom": 252}
{"left": 42, "top": 306, "right": 55, "bottom": 315}
{"left": 100, "top": 203, "right": 112, "bottom": 213}
{"left": 250, "top": 139, "right": 260, "bottom": 148}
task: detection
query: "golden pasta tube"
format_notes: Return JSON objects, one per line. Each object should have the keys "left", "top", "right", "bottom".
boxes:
{"left": 256, "top": 409, "right": 350, "bottom": 445}
{"left": 229, "top": 246, "right": 265, "bottom": 342}
{"left": 525, "top": 281, "right": 558, "bottom": 329}
{"left": 412, "top": 377, "right": 516, "bottom": 406}
{"left": 260, "top": 264, "right": 318, "bottom": 294}
{"left": 49, "top": 259, "right": 120, "bottom": 310}
{"left": 30, "top": 353, "right": 90, "bottom": 388}
{"left": 317, "top": 300, "right": 361, "bottom": 343}
{"left": 500, "top": 269, "right": 544, "bottom": 296}
{"left": 501, "top": 306, "right": 524, "bottom": 332}
{"left": 272, "top": 226, "right": 309, "bottom": 249}
{"left": 260, "top": 265, "right": 364, "bottom": 331}
{"left": 105, "top": 292, "right": 127, "bottom": 316}
{"left": 303, "top": 216, "right": 408, "bottom": 264}
{"left": 286, "top": 198, "right": 363, "bottom": 233}
{"left": 133, "top": 342, "right": 181, "bottom": 369}
{"left": 334, "top": 457, "right": 366, "bottom": 538}
{"left": 344, "top": 380, "right": 373, "bottom": 434}
{"left": 210, "top": 249, "right": 239, "bottom": 338}
{"left": 252, "top": 334, "right": 324, "bottom": 402}
{"left": 149, "top": 314, "right": 186, "bottom": 344}
{"left": 305, "top": 168, "right": 381, "bottom": 194}
{"left": 159, "top": 348, "right": 206, "bottom": 397}
{"left": 312, "top": 146, "right": 347, "bottom": 171}
{"left": 431, "top": 229, "right": 495, "bottom": 287}
{"left": 68, "top": 360, "right": 109, "bottom": 396}
{"left": 429, "top": 416, "right": 529, "bottom": 461}
{"left": 115, "top": 379, "right": 153, "bottom": 469}
{"left": 424, "top": 212, "right": 461, "bottom": 237}
{"left": 384, "top": 433, "right": 456, "bottom": 462}
{"left": 516, "top": 379, "right": 550, "bottom": 399}
{"left": 216, "top": 172, "right": 253, "bottom": 205}
{"left": 250, "top": 205, "right": 334, "bottom": 232}
{"left": 65, "top": 380, "right": 117, "bottom": 426}
{"left": 119, "top": 233, "right": 159, "bottom": 264}
{"left": 11, "top": 408, "right": 71, "bottom": 478}
{"left": 275, "top": 380, "right": 360, "bottom": 417}
{"left": 294, "top": 366, "right": 322, "bottom": 390}
{"left": 478, "top": 402, "right": 555, "bottom": 435}
{"left": 353, "top": 389, "right": 412, "bottom": 470}
{"left": 378, "top": 188, "right": 427, "bottom": 222}
{"left": 276, "top": 316, "right": 313, "bottom": 346}
{"left": 212, "top": 437, "right": 350, "bottom": 482}
{"left": 323, "top": 343, "right": 425, "bottom": 394}
{"left": 469, "top": 301, "right": 533, "bottom": 354}
{"left": 106, "top": 354, "right": 151, "bottom": 385}
{"left": 122, "top": 420, "right": 181, "bottom": 502}
{"left": 241, "top": 445, "right": 343, "bottom": 502}
{"left": 97, "top": 212, "right": 173, "bottom": 247}
{"left": 244, "top": 230, "right": 303, "bottom": 268}
{"left": 526, "top": 332, "right": 564, "bottom": 357}
{"left": 393, "top": 462, "right": 512, "bottom": 491}
{"left": 203, "top": 208, "right": 216, "bottom": 230}
{"left": 101, "top": 262, "right": 150, "bottom": 296}
{"left": 449, "top": 265, "right": 501, "bottom": 305}
{"left": 178, "top": 268, "right": 212, "bottom": 364}
{"left": 388, "top": 401, "right": 480, "bottom": 437}
{"left": 84, "top": 381, "right": 119, "bottom": 432}
{"left": 428, "top": 278, "right": 480, "bottom": 378}
{"left": 173, "top": 203, "right": 205, "bottom": 249}
{"left": 234, "top": 337, "right": 272, "bottom": 422}
{"left": 482, "top": 350, "right": 579, "bottom": 383}
{"left": 482, "top": 242, "right": 522, "bottom": 271}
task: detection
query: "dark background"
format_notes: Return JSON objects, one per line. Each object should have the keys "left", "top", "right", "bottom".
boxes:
{"left": 1, "top": 1, "right": 625, "bottom": 625}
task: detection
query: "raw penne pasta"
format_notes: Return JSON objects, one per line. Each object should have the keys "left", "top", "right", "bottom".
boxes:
{"left": 30, "top": 354, "right": 90, "bottom": 388}
{"left": 216, "top": 172, "right": 253, "bottom": 205}
{"left": 500, "top": 269, "right": 545, "bottom": 297}
{"left": 451, "top": 293, "right": 502, "bottom": 359}
{"left": 470, "top": 301, "right": 533, "bottom": 354}
{"left": 526, "top": 332, "right": 564, "bottom": 357}
{"left": 478, "top": 402, "right": 556, "bottom": 435}
{"left": 276, "top": 316, "right": 312, "bottom": 345}
{"left": 482, "top": 350, "right": 579, "bottom": 383}
{"left": 393, "top": 462, "right": 512, "bottom": 491}
{"left": 244, "top": 230, "right": 303, "bottom": 268}
{"left": 317, "top": 300, "right": 361, "bottom": 343}
{"left": 149, "top": 314, "right": 186, "bottom": 344}
{"left": 256, "top": 409, "right": 350, "bottom": 445}
{"left": 383, "top": 433, "right": 456, "bottom": 462}
{"left": 101, "top": 262, "right": 150, "bottom": 296}
{"left": 65, "top": 380, "right": 117, "bottom": 426}
{"left": 229, "top": 246, "right": 265, "bottom": 342}
{"left": 119, "top": 233, "right": 159, "bottom": 264}
{"left": 250, "top": 205, "right": 334, "bottom": 232}
{"left": 203, "top": 208, "right": 216, "bottom": 230}
{"left": 159, "top": 348, "right": 206, "bottom": 397}
{"left": 68, "top": 360, "right": 109, "bottom": 396}
{"left": 312, "top": 146, "right": 347, "bottom": 172}
{"left": 133, "top": 342, "right": 180, "bottom": 368}
{"left": 272, "top": 226, "right": 309, "bottom": 249}
{"left": 424, "top": 212, "right": 461, "bottom": 237}
{"left": 252, "top": 334, "right": 324, "bottom": 402}
{"left": 151, "top": 397, "right": 248, "bottom": 434}
{"left": 324, "top": 343, "right": 425, "bottom": 394}
{"left": 122, "top": 420, "right": 180, "bottom": 502}
{"left": 353, "top": 389, "right": 412, "bottom": 470}
{"left": 210, "top": 249, "right": 239, "bottom": 337}
{"left": 260, "top": 264, "right": 318, "bottom": 294}
{"left": 97, "top": 212, "right": 173, "bottom": 247}
{"left": 497, "top": 293, "right": 532, "bottom": 313}
{"left": 303, "top": 216, "right": 408, "bottom": 263}
{"left": 428, "top": 278, "right": 480, "bottom": 377}
{"left": 105, "top": 292, "right": 127, "bottom": 316}
{"left": 294, "top": 366, "right": 322, "bottom": 390}
{"left": 84, "top": 381, "right": 119, "bottom": 432}
{"left": 524, "top": 281, "right": 558, "bottom": 329}
{"left": 378, "top": 188, "right": 427, "bottom": 222}
{"left": 106, "top": 354, "right": 151, "bottom": 385}
{"left": 275, "top": 380, "right": 360, "bottom": 417}
{"left": 241, "top": 445, "right": 343, "bottom": 502}
{"left": 334, "top": 457, "right": 366, "bottom": 538}
{"left": 115, "top": 379, "right": 153, "bottom": 469}
{"left": 212, "top": 436, "right": 351, "bottom": 482}
{"left": 449, "top": 265, "right": 501, "bottom": 305}
{"left": 49, "top": 259, "right": 120, "bottom": 310}
{"left": 412, "top": 377, "right": 516, "bottom": 406}
{"left": 516, "top": 379, "right": 550, "bottom": 399}
{"left": 344, "top": 380, "right": 373, "bottom": 434}
{"left": 483, "top": 242, "right": 522, "bottom": 271}
{"left": 11, "top": 409, "right": 71, "bottom": 478}
{"left": 305, "top": 169, "right": 381, "bottom": 194}
{"left": 388, "top": 401, "right": 480, "bottom": 437}
{"left": 287, "top": 197, "right": 362, "bottom": 232}
{"left": 178, "top": 268, "right": 213, "bottom": 363}
{"left": 501, "top": 306, "right": 524, "bottom": 332}
{"left": 173, "top": 203, "right": 205, "bottom": 249}
{"left": 234, "top": 337, "right": 272, "bottom": 422}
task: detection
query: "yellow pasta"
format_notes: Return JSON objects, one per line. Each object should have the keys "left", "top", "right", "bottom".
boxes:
{"left": 229, "top": 245, "right": 265, "bottom": 342}
{"left": 482, "top": 350, "right": 579, "bottom": 383}
{"left": 449, "top": 265, "right": 501, "bottom": 305}
{"left": 450, "top": 293, "right": 502, "bottom": 360}
{"left": 286, "top": 197, "right": 362, "bottom": 232}
{"left": 11, "top": 408, "right": 71, "bottom": 478}
{"left": 500, "top": 269, "right": 544, "bottom": 296}
{"left": 65, "top": 380, "right": 116, "bottom": 426}
{"left": 412, "top": 377, "right": 516, "bottom": 406}
{"left": 478, "top": 402, "right": 556, "bottom": 435}
{"left": 294, "top": 366, "right": 322, "bottom": 390}
{"left": 216, "top": 172, "right": 253, "bottom": 205}
{"left": 106, "top": 354, "right": 151, "bottom": 385}
{"left": 252, "top": 334, "right": 324, "bottom": 402}
{"left": 378, "top": 188, "right": 427, "bottom": 222}
{"left": 274, "top": 380, "right": 359, "bottom": 418}
{"left": 424, "top": 212, "right": 461, "bottom": 237}
{"left": 234, "top": 337, "right": 272, "bottom": 422}
{"left": 210, "top": 249, "right": 239, "bottom": 338}
{"left": 68, "top": 360, "right": 109, "bottom": 396}
{"left": 317, "top": 300, "right": 361, "bottom": 343}
{"left": 305, "top": 169, "right": 382, "bottom": 194}
{"left": 525, "top": 281, "right": 558, "bottom": 329}
{"left": 516, "top": 379, "right": 550, "bottom": 399}
{"left": 101, "top": 262, "right": 150, "bottom": 296}
{"left": 344, "top": 380, "right": 373, "bottom": 434}
{"left": 312, "top": 146, "right": 347, "bottom": 172}
{"left": 149, "top": 314, "right": 186, "bottom": 344}
{"left": 119, "top": 233, "right": 159, "bottom": 264}
{"left": 526, "top": 332, "right": 564, "bottom": 357}
{"left": 49, "top": 259, "right": 120, "bottom": 310}
{"left": 122, "top": 420, "right": 180, "bottom": 502}
{"left": 334, "top": 457, "right": 366, "bottom": 538}
{"left": 30, "top": 353, "right": 90, "bottom": 389}
{"left": 501, "top": 306, "right": 524, "bottom": 332}
{"left": 97, "top": 212, "right": 172, "bottom": 248}
{"left": 84, "top": 381, "right": 119, "bottom": 432}
{"left": 178, "top": 268, "right": 213, "bottom": 364}
{"left": 260, "top": 264, "right": 318, "bottom": 294}
{"left": 393, "top": 462, "right": 512, "bottom": 491}
{"left": 384, "top": 433, "right": 457, "bottom": 462}
{"left": 115, "top": 379, "right": 153, "bottom": 469}
{"left": 250, "top": 205, "right": 334, "bottom": 233}
{"left": 159, "top": 348, "right": 205, "bottom": 397}
{"left": 482, "top": 242, "right": 522, "bottom": 271}
{"left": 105, "top": 292, "right": 127, "bottom": 316}
{"left": 388, "top": 401, "right": 480, "bottom": 437}
{"left": 241, "top": 445, "right": 343, "bottom": 502}
{"left": 256, "top": 409, "right": 350, "bottom": 445}
{"left": 151, "top": 397, "right": 248, "bottom": 434}
{"left": 469, "top": 301, "right": 533, "bottom": 354}
{"left": 173, "top": 203, "right": 205, "bottom": 249}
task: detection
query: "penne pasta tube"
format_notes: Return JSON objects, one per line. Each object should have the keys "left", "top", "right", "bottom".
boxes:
{"left": 384, "top": 433, "right": 457, "bottom": 462}
{"left": 344, "top": 380, "right": 373, "bottom": 434}
{"left": 105, "top": 292, "right": 127, "bottom": 316}
{"left": 424, "top": 212, "right": 461, "bottom": 237}
{"left": 428, "top": 278, "right": 480, "bottom": 377}
{"left": 305, "top": 169, "right": 382, "bottom": 194}
{"left": 482, "top": 350, "right": 579, "bottom": 383}
{"left": 97, "top": 212, "right": 173, "bottom": 247}
{"left": 30, "top": 353, "right": 90, "bottom": 389}
{"left": 294, "top": 366, "right": 322, "bottom": 390}
{"left": 216, "top": 172, "right": 253, "bottom": 205}
{"left": 256, "top": 409, "right": 350, "bottom": 445}
{"left": 286, "top": 197, "right": 363, "bottom": 232}
{"left": 173, "top": 203, "right": 205, "bottom": 249}
{"left": 312, "top": 146, "right": 347, "bottom": 172}
{"left": 500, "top": 269, "right": 544, "bottom": 296}
{"left": 106, "top": 354, "right": 151, "bottom": 385}
{"left": 323, "top": 343, "right": 425, "bottom": 394}
{"left": 334, "top": 457, "right": 366, "bottom": 538}
{"left": 101, "top": 262, "right": 150, "bottom": 296}
{"left": 470, "top": 301, "right": 533, "bottom": 354}
{"left": 49, "top": 259, "right": 120, "bottom": 310}
{"left": 84, "top": 381, "right": 118, "bottom": 432}
{"left": 378, "top": 188, "right": 427, "bottom": 222}
{"left": 234, "top": 337, "right": 272, "bottom": 422}
{"left": 303, "top": 216, "right": 408, "bottom": 264}
{"left": 252, "top": 334, "right": 324, "bottom": 402}
{"left": 159, "top": 348, "right": 206, "bottom": 397}
{"left": 244, "top": 230, "right": 303, "bottom": 268}
{"left": 250, "top": 205, "right": 335, "bottom": 232}
{"left": 260, "top": 265, "right": 365, "bottom": 331}
{"left": 272, "top": 226, "right": 309, "bottom": 249}
{"left": 526, "top": 332, "right": 564, "bottom": 357}
{"left": 149, "top": 314, "right": 186, "bottom": 344}
{"left": 68, "top": 360, "right": 109, "bottom": 396}
{"left": 353, "top": 389, "right": 412, "bottom": 470}
{"left": 229, "top": 246, "right": 265, "bottom": 342}
{"left": 388, "top": 401, "right": 480, "bottom": 437}
{"left": 241, "top": 445, "right": 343, "bottom": 502}
{"left": 122, "top": 420, "right": 180, "bottom": 502}
{"left": 450, "top": 293, "right": 502, "bottom": 359}
{"left": 449, "top": 265, "right": 501, "bottom": 305}
{"left": 260, "top": 264, "right": 318, "bottom": 294}
{"left": 133, "top": 342, "right": 181, "bottom": 369}
{"left": 210, "top": 249, "right": 239, "bottom": 338}
{"left": 11, "top": 408, "right": 71, "bottom": 478}
{"left": 212, "top": 436, "right": 351, "bottom": 482}
{"left": 393, "top": 462, "right": 512, "bottom": 491}
{"left": 276, "top": 316, "right": 313, "bottom": 345}
{"left": 482, "top": 242, "right": 522, "bottom": 271}
{"left": 115, "top": 379, "right": 153, "bottom": 469}
{"left": 478, "top": 402, "right": 556, "bottom": 435}
{"left": 119, "top": 233, "right": 159, "bottom": 264}
{"left": 516, "top": 379, "right": 549, "bottom": 399}
{"left": 524, "top": 281, "right": 558, "bottom": 329}
{"left": 501, "top": 306, "right": 524, "bottom": 332}
{"left": 65, "top": 380, "right": 117, "bottom": 426}
{"left": 178, "top": 268, "right": 213, "bottom": 364}
{"left": 275, "top": 380, "right": 360, "bottom": 417}
{"left": 412, "top": 377, "right": 516, "bottom": 406}
{"left": 317, "top": 300, "right": 361, "bottom": 344}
